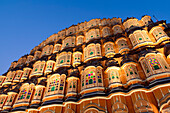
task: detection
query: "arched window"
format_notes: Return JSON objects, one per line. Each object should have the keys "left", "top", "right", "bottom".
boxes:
{"left": 0, "top": 95, "right": 7, "bottom": 109}
{"left": 67, "top": 78, "right": 77, "bottom": 93}
{"left": 116, "top": 38, "right": 129, "bottom": 53}
{"left": 150, "top": 26, "right": 169, "bottom": 41}
{"left": 3, "top": 92, "right": 17, "bottom": 109}
{"left": 14, "top": 83, "right": 34, "bottom": 105}
{"left": 86, "top": 19, "right": 100, "bottom": 28}
{"left": 83, "top": 43, "right": 102, "bottom": 62}
{"left": 123, "top": 63, "right": 140, "bottom": 82}
{"left": 140, "top": 53, "right": 170, "bottom": 77}
{"left": 78, "top": 22, "right": 86, "bottom": 31}
{"left": 31, "top": 85, "right": 45, "bottom": 105}
{"left": 13, "top": 70, "right": 23, "bottom": 82}
{"left": 21, "top": 68, "right": 32, "bottom": 80}
{"left": 81, "top": 66, "right": 103, "bottom": 90}
{"left": 101, "top": 19, "right": 110, "bottom": 26}
{"left": 53, "top": 44, "right": 61, "bottom": 53}
{"left": 103, "top": 42, "right": 115, "bottom": 57}
{"left": 76, "top": 36, "right": 84, "bottom": 46}
{"left": 62, "top": 36, "right": 75, "bottom": 50}
{"left": 41, "top": 45, "right": 53, "bottom": 57}
{"left": 54, "top": 52, "right": 72, "bottom": 71}
{"left": 30, "top": 61, "right": 46, "bottom": 77}
{"left": 45, "top": 74, "right": 66, "bottom": 96}
{"left": 85, "top": 29, "right": 100, "bottom": 43}
{"left": 105, "top": 66, "right": 121, "bottom": 87}
{"left": 139, "top": 59, "right": 152, "bottom": 77}
{"left": 66, "top": 26, "right": 76, "bottom": 35}
{"left": 123, "top": 19, "right": 140, "bottom": 30}
{"left": 102, "top": 27, "right": 111, "bottom": 37}
{"left": 44, "top": 60, "right": 55, "bottom": 74}
{"left": 33, "top": 51, "right": 41, "bottom": 61}
{"left": 112, "top": 25, "right": 123, "bottom": 35}
{"left": 4, "top": 71, "right": 16, "bottom": 84}
{"left": 149, "top": 58, "right": 161, "bottom": 70}
{"left": 72, "top": 52, "right": 82, "bottom": 67}
{"left": 110, "top": 18, "right": 121, "bottom": 26}
{"left": 129, "top": 30, "right": 152, "bottom": 48}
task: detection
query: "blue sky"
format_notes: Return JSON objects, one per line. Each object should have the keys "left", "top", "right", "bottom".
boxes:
{"left": 0, "top": 0, "right": 170, "bottom": 74}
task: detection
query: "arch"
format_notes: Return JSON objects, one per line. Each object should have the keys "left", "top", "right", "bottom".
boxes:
{"left": 41, "top": 45, "right": 53, "bottom": 57}
{"left": 83, "top": 43, "right": 102, "bottom": 62}
{"left": 112, "top": 25, "right": 123, "bottom": 35}
{"left": 103, "top": 42, "right": 115, "bottom": 57}
{"left": 67, "top": 77, "right": 77, "bottom": 93}
{"left": 4, "top": 92, "right": 17, "bottom": 107}
{"left": 115, "top": 38, "right": 129, "bottom": 52}
{"left": 85, "top": 29, "right": 100, "bottom": 43}
{"left": 86, "top": 19, "right": 100, "bottom": 28}
{"left": 43, "top": 109, "right": 55, "bottom": 113}
{"left": 112, "top": 102, "right": 128, "bottom": 113}
{"left": 134, "top": 99, "right": 154, "bottom": 113}
{"left": 64, "top": 108, "right": 75, "bottom": 113}
{"left": 101, "top": 19, "right": 110, "bottom": 26}
{"left": 149, "top": 26, "right": 169, "bottom": 41}
{"left": 76, "top": 35, "right": 84, "bottom": 46}
{"left": 5, "top": 71, "right": 16, "bottom": 83}
{"left": 62, "top": 36, "right": 76, "bottom": 50}
{"left": 45, "top": 74, "right": 66, "bottom": 96}
{"left": 123, "top": 18, "right": 139, "bottom": 30}
{"left": 31, "top": 61, "right": 46, "bottom": 77}
{"left": 72, "top": 51, "right": 82, "bottom": 67}
{"left": 54, "top": 52, "right": 72, "bottom": 71}
{"left": 84, "top": 108, "right": 103, "bottom": 113}
{"left": 44, "top": 60, "right": 55, "bottom": 74}
{"left": 53, "top": 44, "right": 61, "bottom": 53}
{"left": 129, "top": 30, "right": 152, "bottom": 47}
{"left": 21, "top": 67, "right": 32, "bottom": 80}
{"left": 82, "top": 103, "right": 106, "bottom": 113}
{"left": 122, "top": 63, "right": 140, "bottom": 82}
{"left": 66, "top": 26, "right": 76, "bottom": 35}
{"left": 140, "top": 53, "right": 170, "bottom": 77}
{"left": 102, "top": 26, "right": 111, "bottom": 37}
{"left": 110, "top": 18, "right": 121, "bottom": 26}
{"left": 15, "top": 83, "right": 35, "bottom": 103}
{"left": 13, "top": 70, "right": 23, "bottom": 82}
{"left": 105, "top": 66, "right": 121, "bottom": 86}
{"left": 81, "top": 66, "right": 103, "bottom": 90}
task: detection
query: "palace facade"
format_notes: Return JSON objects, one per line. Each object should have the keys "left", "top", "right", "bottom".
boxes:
{"left": 0, "top": 15, "right": 170, "bottom": 113}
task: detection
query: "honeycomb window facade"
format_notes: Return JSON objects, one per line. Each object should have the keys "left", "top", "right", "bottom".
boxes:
{"left": 0, "top": 15, "right": 170, "bottom": 113}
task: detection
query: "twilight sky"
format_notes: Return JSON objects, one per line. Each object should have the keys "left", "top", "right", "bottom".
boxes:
{"left": 0, "top": 0, "right": 170, "bottom": 75}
